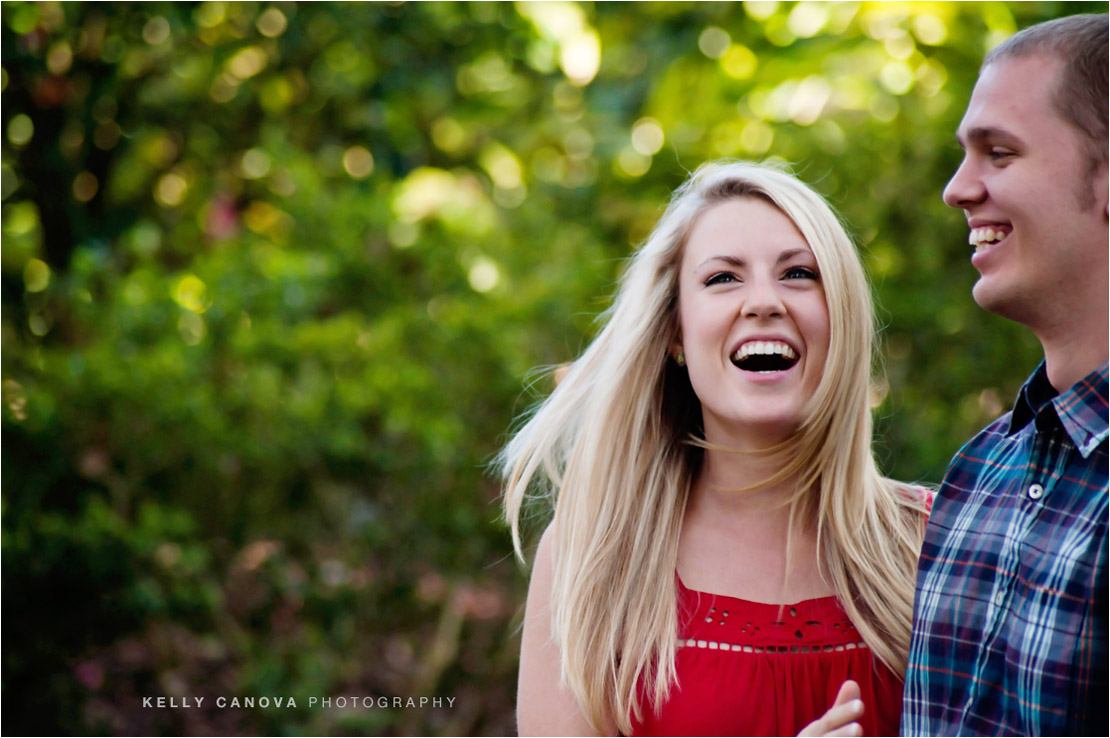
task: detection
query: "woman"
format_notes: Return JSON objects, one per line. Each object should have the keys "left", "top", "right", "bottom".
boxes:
{"left": 501, "top": 161, "right": 928, "bottom": 736}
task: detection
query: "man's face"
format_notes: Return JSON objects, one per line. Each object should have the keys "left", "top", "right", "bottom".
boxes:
{"left": 943, "top": 54, "right": 1108, "bottom": 332}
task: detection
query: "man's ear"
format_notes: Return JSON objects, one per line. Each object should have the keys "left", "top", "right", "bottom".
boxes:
{"left": 1097, "top": 158, "right": 1109, "bottom": 221}
{"left": 1092, "top": 156, "right": 1110, "bottom": 219}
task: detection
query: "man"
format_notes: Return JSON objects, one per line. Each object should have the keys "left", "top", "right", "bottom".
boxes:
{"left": 902, "top": 13, "right": 1108, "bottom": 736}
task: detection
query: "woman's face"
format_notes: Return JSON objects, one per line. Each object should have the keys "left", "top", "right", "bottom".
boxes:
{"left": 674, "top": 197, "right": 830, "bottom": 449}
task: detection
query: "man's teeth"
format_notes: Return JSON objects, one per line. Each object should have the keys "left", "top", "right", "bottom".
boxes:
{"left": 732, "top": 341, "right": 797, "bottom": 362}
{"left": 968, "top": 226, "right": 1010, "bottom": 252}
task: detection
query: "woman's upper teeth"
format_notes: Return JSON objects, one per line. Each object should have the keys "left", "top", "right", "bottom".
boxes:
{"left": 733, "top": 341, "right": 797, "bottom": 361}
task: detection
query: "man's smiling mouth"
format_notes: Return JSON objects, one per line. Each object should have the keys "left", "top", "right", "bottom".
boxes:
{"left": 969, "top": 226, "right": 1011, "bottom": 254}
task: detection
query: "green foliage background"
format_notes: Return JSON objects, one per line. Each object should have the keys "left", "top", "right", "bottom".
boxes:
{"left": 2, "top": 1, "right": 1103, "bottom": 735}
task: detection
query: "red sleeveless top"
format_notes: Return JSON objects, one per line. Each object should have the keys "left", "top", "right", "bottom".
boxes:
{"left": 630, "top": 576, "right": 903, "bottom": 736}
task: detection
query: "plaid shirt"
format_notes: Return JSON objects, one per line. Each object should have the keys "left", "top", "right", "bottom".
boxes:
{"left": 903, "top": 361, "right": 1108, "bottom": 736}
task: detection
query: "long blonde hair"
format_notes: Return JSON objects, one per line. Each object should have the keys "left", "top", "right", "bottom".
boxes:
{"left": 501, "top": 161, "right": 926, "bottom": 735}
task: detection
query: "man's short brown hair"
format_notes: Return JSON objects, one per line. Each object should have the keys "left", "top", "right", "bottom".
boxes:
{"left": 984, "top": 14, "right": 1108, "bottom": 168}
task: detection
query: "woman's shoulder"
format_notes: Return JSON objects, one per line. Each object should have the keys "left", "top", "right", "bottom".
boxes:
{"left": 889, "top": 480, "right": 936, "bottom": 514}
{"left": 531, "top": 521, "right": 557, "bottom": 574}
{"left": 518, "top": 520, "right": 608, "bottom": 735}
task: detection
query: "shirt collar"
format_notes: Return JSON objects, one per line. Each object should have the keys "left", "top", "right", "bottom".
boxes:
{"left": 1009, "top": 360, "right": 1109, "bottom": 458}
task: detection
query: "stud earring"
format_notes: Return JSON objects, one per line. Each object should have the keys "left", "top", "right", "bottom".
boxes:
{"left": 675, "top": 352, "right": 685, "bottom": 366}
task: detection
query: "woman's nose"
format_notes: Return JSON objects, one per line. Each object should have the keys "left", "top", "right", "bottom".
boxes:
{"left": 743, "top": 277, "right": 785, "bottom": 318}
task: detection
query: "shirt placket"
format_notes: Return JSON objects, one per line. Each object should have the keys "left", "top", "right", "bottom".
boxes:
{"left": 967, "top": 422, "right": 1066, "bottom": 730}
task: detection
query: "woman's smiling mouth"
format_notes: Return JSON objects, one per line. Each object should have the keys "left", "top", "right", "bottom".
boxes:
{"left": 730, "top": 340, "right": 800, "bottom": 374}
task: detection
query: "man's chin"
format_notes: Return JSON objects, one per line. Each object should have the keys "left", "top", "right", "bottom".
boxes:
{"left": 971, "top": 280, "right": 1032, "bottom": 324}
{"left": 971, "top": 275, "right": 1011, "bottom": 311}
{"left": 971, "top": 279, "right": 997, "bottom": 311}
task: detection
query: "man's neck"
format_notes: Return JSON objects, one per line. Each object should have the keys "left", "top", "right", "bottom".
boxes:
{"left": 1039, "top": 322, "right": 1109, "bottom": 392}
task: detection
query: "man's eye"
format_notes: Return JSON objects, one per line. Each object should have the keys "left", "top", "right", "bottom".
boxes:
{"left": 989, "top": 149, "right": 1015, "bottom": 161}
{"left": 784, "top": 267, "right": 818, "bottom": 280}
{"left": 704, "top": 272, "right": 737, "bottom": 286}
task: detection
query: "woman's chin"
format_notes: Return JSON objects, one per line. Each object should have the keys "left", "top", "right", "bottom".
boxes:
{"left": 703, "top": 411, "right": 802, "bottom": 450}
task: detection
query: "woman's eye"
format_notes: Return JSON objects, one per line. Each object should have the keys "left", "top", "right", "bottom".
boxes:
{"left": 784, "top": 267, "right": 818, "bottom": 280}
{"left": 704, "top": 272, "right": 737, "bottom": 286}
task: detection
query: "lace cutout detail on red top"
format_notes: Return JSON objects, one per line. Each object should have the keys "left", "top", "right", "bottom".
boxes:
{"left": 630, "top": 576, "right": 904, "bottom": 737}
{"left": 677, "top": 574, "right": 869, "bottom": 653}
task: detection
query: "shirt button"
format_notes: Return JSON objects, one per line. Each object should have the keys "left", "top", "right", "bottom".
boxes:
{"left": 994, "top": 590, "right": 1005, "bottom": 607}
{"left": 1028, "top": 483, "right": 1044, "bottom": 500}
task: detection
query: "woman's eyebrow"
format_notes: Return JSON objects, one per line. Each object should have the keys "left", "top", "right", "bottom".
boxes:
{"left": 696, "top": 248, "right": 812, "bottom": 270}
{"left": 696, "top": 254, "right": 745, "bottom": 269}
{"left": 777, "top": 248, "right": 812, "bottom": 264}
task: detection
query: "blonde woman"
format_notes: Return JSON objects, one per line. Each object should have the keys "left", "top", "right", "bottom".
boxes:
{"left": 501, "top": 161, "right": 929, "bottom": 737}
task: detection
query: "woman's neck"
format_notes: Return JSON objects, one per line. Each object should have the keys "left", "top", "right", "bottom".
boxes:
{"left": 680, "top": 447, "right": 828, "bottom": 603}
{"left": 692, "top": 439, "right": 799, "bottom": 518}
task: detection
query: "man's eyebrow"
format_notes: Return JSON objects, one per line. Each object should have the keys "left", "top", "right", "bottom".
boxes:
{"left": 956, "top": 126, "right": 1023, "bottom": 148}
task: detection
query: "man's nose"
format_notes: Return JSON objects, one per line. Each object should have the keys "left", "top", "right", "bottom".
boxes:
{"left": 942, "top": 156, "right": 986, "bottom": 209}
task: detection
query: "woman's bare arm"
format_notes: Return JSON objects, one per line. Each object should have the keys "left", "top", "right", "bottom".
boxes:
{"left": 517, "top": 525, "right": 609, "bottom": 736}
